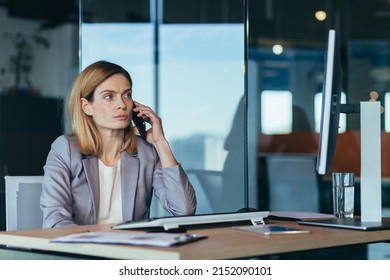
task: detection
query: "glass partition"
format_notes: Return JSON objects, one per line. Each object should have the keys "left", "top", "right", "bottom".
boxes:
{"left": 2, "top": 0, "right": 390, "bottom": 233}
{"left": 80, "top": 0, "right": 248, "bottom": 215}
{"left": 248, "top": 0, "right": 390, "bottom": 218}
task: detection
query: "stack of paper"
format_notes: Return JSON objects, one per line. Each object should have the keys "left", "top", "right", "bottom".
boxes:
{"left": 51, "top": 231, "right": 207, "bottom": 247}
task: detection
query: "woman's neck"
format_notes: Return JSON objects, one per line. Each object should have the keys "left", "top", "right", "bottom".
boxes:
{"left": 99, "top": 130, "right": 124, "bottom": 167}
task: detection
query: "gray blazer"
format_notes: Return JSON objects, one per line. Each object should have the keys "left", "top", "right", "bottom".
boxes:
{"left": 40, "top": 134, "right": 196, "bottom": 228}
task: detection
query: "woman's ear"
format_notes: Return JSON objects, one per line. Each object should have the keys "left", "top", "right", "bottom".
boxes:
{"left": 81, "top": 98, "right": 93, "bottom": 116}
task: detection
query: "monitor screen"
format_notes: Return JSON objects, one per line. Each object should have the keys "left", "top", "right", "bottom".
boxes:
{"left": 316, "top": 29, "right": 342, "bottom": 175}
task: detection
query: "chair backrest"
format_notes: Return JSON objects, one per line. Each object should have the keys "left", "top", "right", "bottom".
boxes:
{"left": 186, "top": 169, "right": 223, "bottom": 213}
{"left": 5, "top": 175, "right": 44, "bottom": 231}
{"left": 259, "top": 154, "right": 321, "bottom": 212}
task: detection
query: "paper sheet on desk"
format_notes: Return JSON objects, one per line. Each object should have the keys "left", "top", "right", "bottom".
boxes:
{"left": 51, "top": 231, "right": 207, "bottom": 247}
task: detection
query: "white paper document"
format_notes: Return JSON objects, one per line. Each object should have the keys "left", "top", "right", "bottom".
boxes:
{"left": 51, "top": 231, "right": 207, "bottom": 247}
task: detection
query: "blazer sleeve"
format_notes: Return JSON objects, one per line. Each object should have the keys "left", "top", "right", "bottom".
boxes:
{"left": 151, "top": 149, "right": 197, "bottom": 216}
{"left": 158, "top": 164, "right": 197, "bottom": 216}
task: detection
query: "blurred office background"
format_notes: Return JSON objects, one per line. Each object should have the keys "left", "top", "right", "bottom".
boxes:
{"left": 0, "top": 1, "right": 390, "bottom": 253}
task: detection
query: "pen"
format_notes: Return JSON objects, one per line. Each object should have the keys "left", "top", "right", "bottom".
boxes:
{"left": 175, "top": 234, "right": 205, "bottom": 243}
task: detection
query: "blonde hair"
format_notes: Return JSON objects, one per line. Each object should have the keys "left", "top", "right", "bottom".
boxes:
{"left": 68, "top": 60, "right": 137, "bottom": 155}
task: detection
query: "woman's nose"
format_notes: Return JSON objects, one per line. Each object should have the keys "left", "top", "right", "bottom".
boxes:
{"left": 116, "top": 97, "right": 127, "bottom": 109}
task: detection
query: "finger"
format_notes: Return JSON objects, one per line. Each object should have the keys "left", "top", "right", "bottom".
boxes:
{"left": 134, "top": 103, "right": 151, "bottom": 114}
{"left": 132, "top": 101, "right": 156, "bottom": 122}
{"left": 133, "top": 100, "right": 143, "bottom": 107}
{"left": 137, "top": 107, "right": 151, "bottom": 118}
{"left": 132, "top": 101, "right": 143, "bottom": 112}
{"left": 142, "top": 113, "right": 151, "bottom": 122}
{"left": 139, "top": 108, "right": 154, "bottom": 119}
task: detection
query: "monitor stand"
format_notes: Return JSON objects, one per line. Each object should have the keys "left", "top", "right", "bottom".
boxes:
{"left": 299, "top": 101, "right": 385, "bottom": 230}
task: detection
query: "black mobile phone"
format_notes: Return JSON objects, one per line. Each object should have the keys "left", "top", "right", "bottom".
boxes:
{"left": 132, "top": 111, "right": 146, "bottom": 139}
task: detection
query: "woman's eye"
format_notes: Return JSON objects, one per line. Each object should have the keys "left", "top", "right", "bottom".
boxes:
{"left": 103, "top": 94, "right": 112, "bottom": 100}
{"left": 123, "top": 93, "right": 132, "bottom": 99}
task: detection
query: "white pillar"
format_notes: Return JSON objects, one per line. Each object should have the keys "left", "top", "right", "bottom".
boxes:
{"left": 360, "top": 101, "right": 382, "bottom": 222}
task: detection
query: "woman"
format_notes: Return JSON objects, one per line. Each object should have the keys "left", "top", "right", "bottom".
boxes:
{"left": 40, "top": 60, "right": 196, "bottom": 228}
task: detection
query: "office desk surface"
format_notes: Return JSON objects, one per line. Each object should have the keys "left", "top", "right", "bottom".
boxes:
{"left": 1, "top": 220, "right": 390, "bottom": 260}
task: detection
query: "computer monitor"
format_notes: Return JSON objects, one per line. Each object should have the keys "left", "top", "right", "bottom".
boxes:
{"left": 316, "top": 29, "right": 342, "bottom": 175}
{"left": 314, "top": 30, "right": 383, "bottom": 225}
{"left": 316, "top": 29, "right": 360, "bottom": 175}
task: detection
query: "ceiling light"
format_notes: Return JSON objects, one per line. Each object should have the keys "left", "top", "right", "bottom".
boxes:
{"left": 315, "top": 11, "right": 327, "bottom": 21}
{"left": 272, "top": 44, "right": 283, "bottom": 55}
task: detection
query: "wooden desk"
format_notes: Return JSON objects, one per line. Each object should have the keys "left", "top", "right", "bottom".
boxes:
{"left": 0, "top": 220, "right": 389, "bottom": 260}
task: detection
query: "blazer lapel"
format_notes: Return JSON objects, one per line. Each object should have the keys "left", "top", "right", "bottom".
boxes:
{"left": 82, "top": 155, "right": 99, "bottom": 224}
{"left": 121, "top": 152, "right": 139, "bottom": 222}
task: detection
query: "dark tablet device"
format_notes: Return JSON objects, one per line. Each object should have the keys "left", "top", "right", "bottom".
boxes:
{"left": 234, "top": 225, "right": 311, "bottom": 236}
{"left": 298, "top": 219, "right": 390, "bottom": 231}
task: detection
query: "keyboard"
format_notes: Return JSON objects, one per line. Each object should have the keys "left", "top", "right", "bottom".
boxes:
{"left": 112, "top": 210, "right": 270, "bottom": 231}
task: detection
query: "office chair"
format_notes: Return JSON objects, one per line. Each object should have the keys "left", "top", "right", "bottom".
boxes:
{"left": 4, "top": 175, "right": 44, "bottom": 231}
{"left": 259, "top": 154, "right": 321, "bottom": 212}
{"left": 186, "top": 169, "right": 224, "bottom": 213}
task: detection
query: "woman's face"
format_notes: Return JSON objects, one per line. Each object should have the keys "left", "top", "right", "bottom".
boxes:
{"left": 82, "top": 73, "right": 133, "bottom": 133}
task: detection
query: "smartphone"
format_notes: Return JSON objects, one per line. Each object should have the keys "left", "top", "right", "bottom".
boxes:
{"left": 262, "top": 225, "right": 311, "bottom": 235}
{"left": 235, "top": 225, "right": 311, "bottom": 236}
{"left": 132, "top": 111, "right": 146, "bottom": 139}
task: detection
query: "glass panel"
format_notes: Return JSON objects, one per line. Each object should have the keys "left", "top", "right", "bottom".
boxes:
{"left": 0, "top": 1, "right": 78, "bottom": 230}
{"left": 160, "top": 0, "right": 246, "bottom": 214}
{"left": 80, "top": 23, "right": 155, "bottom": 107}
{"left": 160, "top": 23, "right": 245, "bottom": 213}
{"left": 249, "top": 0, "right": 390, "bottom": 223}
{"left": 80, "top": 0, "right": 246, "bottom": 214}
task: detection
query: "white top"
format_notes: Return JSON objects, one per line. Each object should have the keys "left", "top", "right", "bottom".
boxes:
{"left": 98, "top": 159, "right": 122, "bottom": 224}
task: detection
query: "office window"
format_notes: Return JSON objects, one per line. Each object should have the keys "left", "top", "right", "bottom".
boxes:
{"left": 80, "top": 0, "right": 246, "bottom": 214}
{"left": 159, "top": 23, "right": 245, "bottom": 213}
{"left": 261, "top": 90, "right": 292, "bottom": 135}
{"left": 159, "top": 24, "right": 244, "bottom": 165}
{"left": 81, "top": 23, "right": 155, "bottom": 107}
{"left": 314, "top": 92, "right": 347, "bottom": 133}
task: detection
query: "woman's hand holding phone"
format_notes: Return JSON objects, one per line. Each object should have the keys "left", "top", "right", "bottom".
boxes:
{"left": 132, "top": 101, "right": 165, "bottom": 144}
{"left": 132, "top": 100, "right": 178, "bottom": 168}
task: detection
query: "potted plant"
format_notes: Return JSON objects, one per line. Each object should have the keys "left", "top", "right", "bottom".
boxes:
{"left": 2, "top": 31, "right": 50, "bottom": 96}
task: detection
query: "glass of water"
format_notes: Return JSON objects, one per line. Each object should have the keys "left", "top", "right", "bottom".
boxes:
{"left": 332, "top": 172, "right": 355, "bottom": 219}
